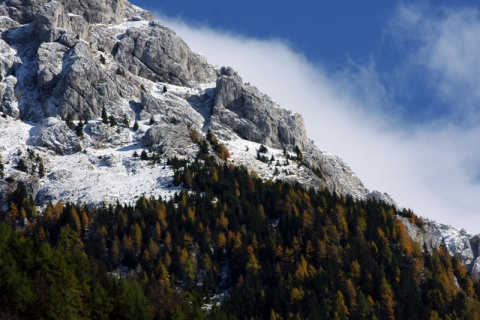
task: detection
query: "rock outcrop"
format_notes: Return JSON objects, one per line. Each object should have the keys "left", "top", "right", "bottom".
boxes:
{"left": 400, "top": 217, "right": 480, "bottom": 278}
{"left": 211, "top": 66, "right": 371, "bottom": 200}
{"left": 32, "top": 117, "right": 81, "bottom": 155}
{"left": 212, "top": 67, "right": 307, "bottom": 149}
{"left": 0, "top": 1, "right": 392, "bottom": 214}
{"left": 0, "top": 0, "right": 216, "bottom": 127}
{"left": 0, "top": 0, "right": 129, "bottom": 26}
{"left": 143, "top": 123, "right": 199, "bottom": 159}
{"left": 114, "top": 21, "right": 216, "bottom": 86}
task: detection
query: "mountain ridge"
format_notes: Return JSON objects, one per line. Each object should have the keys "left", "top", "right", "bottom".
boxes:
{"left": 0, "top": 0, "right": 476, "bottom": 278}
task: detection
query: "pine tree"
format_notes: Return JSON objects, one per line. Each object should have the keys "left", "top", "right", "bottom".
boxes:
{"left": 65, "top": 113, "right": 75, "bottom": 129}
{"left": 133, "top": 121, "right": 139, "bottom": 132}
{"left": 109, "top": 115, "right": 117, "bottom": 127}
{"left": 123, "top": 115, "right": 129, "bottom": 128}
{"left": 0, "top": 155, "right": 4, "bottom": 178}
{"left": 17, "top": 158, "right": 28, "bottom": 173}
{"left": 75, "top": 120, "right": 84, "bottom": 137}
{"left": 294, "top": 145, "right": 303, "bottom": 161}
{"left": 101, "top": 107, "right": 108, "bottom": 124}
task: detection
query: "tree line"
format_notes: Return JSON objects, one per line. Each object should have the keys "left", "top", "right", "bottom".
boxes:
{"left": 1, "top": 151, "right": 480, "bottom": 319}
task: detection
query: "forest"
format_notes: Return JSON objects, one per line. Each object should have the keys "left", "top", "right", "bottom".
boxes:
{"left": 1, "top": 147, "right": 480, "bottom": 319}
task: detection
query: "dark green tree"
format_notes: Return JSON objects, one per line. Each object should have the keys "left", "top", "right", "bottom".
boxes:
{"left": 17, "top": 158, "right": 28, "bottom": 173}
{"left": 65, "top": 113, "right": 75, "bottom": 129}
{"left": 101, "top": 107, "right": 108, "bottom": 124}
{"left": 109, "top": 115, "right": 117, "bottom": 127}
{"left": 0, "top": 155, "right": 4, "bottom": 178}
{"left": 140, "top": 150, "right": 149, "bottom": 160}
{"left": 75, "top": 120, "right": 84, "bottom": 137}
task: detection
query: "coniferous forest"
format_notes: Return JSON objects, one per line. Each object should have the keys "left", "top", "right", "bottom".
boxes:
{"left": 1, "top": 153, "right": 480, "bottom": 319}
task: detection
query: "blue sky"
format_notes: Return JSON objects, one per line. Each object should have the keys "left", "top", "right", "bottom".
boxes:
{"left": 130, "top": 0, "right": 480, "bottom": 233}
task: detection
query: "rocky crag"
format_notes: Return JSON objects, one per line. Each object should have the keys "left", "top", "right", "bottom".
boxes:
{"left": 399, "top": 217, "right": 480, "bottom": 278}
{"left": 0, "top": 0, "right": 382, "bottom": 202}
{"left": 0, "top": 0, "right": 471, "bottom": 275}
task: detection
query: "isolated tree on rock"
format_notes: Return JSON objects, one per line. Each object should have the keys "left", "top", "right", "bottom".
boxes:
{"left": 101, "top": 107, "right": 108, "bottom": 124}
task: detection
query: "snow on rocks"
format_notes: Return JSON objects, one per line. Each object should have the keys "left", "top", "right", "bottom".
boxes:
{"left": 36, "top": 145, "right": 179, "bottom": 206}
{"left": 399, "top": 216, "right": 480, "bottom": 278}
{"left": 0, "top": 115, "right": 180, "bottom": 208}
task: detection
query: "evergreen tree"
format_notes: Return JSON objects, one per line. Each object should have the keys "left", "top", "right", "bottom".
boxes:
{"left": 133, "top": 121, "right": 139, "bottom": 132}
{"left": 38, "top": 160, "right": 45, "bottom": 177}
{"left": 17, "top": 158, "right": 28, "bottom": 173}
{"left": 0, "top": 155, "right": 4, "bottom": 178}
{"left": 109, "top": 115, "right": 117, "bottom": 127}
{"left": 140, "top": 150, "right": 148, "bottom": 160}
{"left": 294, "top": 145, "right": 303, "bottom": 161}
{"left": 75, "top": 120, "right": 84, "bottom": 137}
{"left": 123, "top": 115, "right": 129, "bottom": 128}
{"left": 1, "top": 144, "right": 480, "bottom": 320}
{"left": 65, "top": 113, "right": 75, "bottom": 129}
{"left": 101, "top": 107, "right": 108, "bottom": 124}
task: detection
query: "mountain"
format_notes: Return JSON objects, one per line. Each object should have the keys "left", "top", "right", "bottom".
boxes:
{"left": 0, "top": 0, "right": 480, "bottom": 319}
{"left": 0, "top": 0, "right": 396, "bottom": 214}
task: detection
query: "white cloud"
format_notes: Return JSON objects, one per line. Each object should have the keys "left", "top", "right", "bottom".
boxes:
{"left": 392, "top": 4, "right": 480, "bottom": 123}
{"left": 155, "top": 10, "right": 480, "bottom": 233}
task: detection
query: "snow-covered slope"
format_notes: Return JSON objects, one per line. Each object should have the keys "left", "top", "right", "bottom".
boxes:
{"left": 0, "top": 0, "right": 388, "bottom": 209}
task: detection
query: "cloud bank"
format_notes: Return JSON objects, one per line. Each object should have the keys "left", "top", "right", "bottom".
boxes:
{"left": 155, "top": 5, "right": 480, "bottom": 233}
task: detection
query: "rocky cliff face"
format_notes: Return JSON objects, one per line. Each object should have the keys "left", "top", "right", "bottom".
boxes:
{"left": 399, "top": 217, "right": 480, "bottom": 278}
{"left": 0, "top": 0, "right": 380, "bottom": 204}
{"left": 0, "top": 0, "right": 131, "bottom": 26}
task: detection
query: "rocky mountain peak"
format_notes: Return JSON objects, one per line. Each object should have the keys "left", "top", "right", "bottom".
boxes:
{"left": 0, "top": 0, "right": 135, "bottom": 26}
{"left": 0, "top": 1, "right": 394, "bottom": 213}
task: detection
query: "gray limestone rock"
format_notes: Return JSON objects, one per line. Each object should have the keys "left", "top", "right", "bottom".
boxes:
{"left": 0, "top": 0, "right": 49, "bottom": 24}
{"left": 211, "top": 66, "right": 370, "bottom": 199}
{"left": 33, "top": 117, "right": 81, "bottom": 155}
{"left": 0, "top": 0, "right": 390, "bottom": 212}
{"left": 0, "top": 0, "right": 128, "bottom": 25}
{"left": 142, "top": 123, "right": 198, "bottom": 159}
{"left": 399, "top": 217, "right": 480, "bottom": 278}
{"left": 63, "top": 0, "right": 126, "bottom": 25}
{"left": 115, "top": 22, "right": 216, "bottom": 86}
{"left": 1, "top": 76, "right": 19, "bottom": 118}
{"left": 139, "top": 92, "right": 205, "bottom": 128}
{"left": 125, "top": 3, "right": 154, "bottom": 21}
{"left": 39, "top": 41, "right": 124, "bottom": 121}
{"left": 0, "top": 16, "right": 20, "bottom": 32}
{"left": 83, "top": 121, "right": 132, "bottom": 148}
{"left": 213, "top": 67, "right": 307, "bottom": 150}
{"left": 37, "top": 42, "right": 68, "bottom": 91}
{"left": 34, "top": 1, "right": 69, "bottom": 41}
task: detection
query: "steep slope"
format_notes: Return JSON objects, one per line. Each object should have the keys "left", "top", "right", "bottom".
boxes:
{"left": 0, "top": 0, "right": 479, "bottom": 319}
{"left": 0, "top": 0, "right": 467, "bottom": 277}
{"left": 0, "top": 0, "right": 393, "bottom": 211}
{"left": 399, "top": 216, "right": 480, "bottom": 278}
